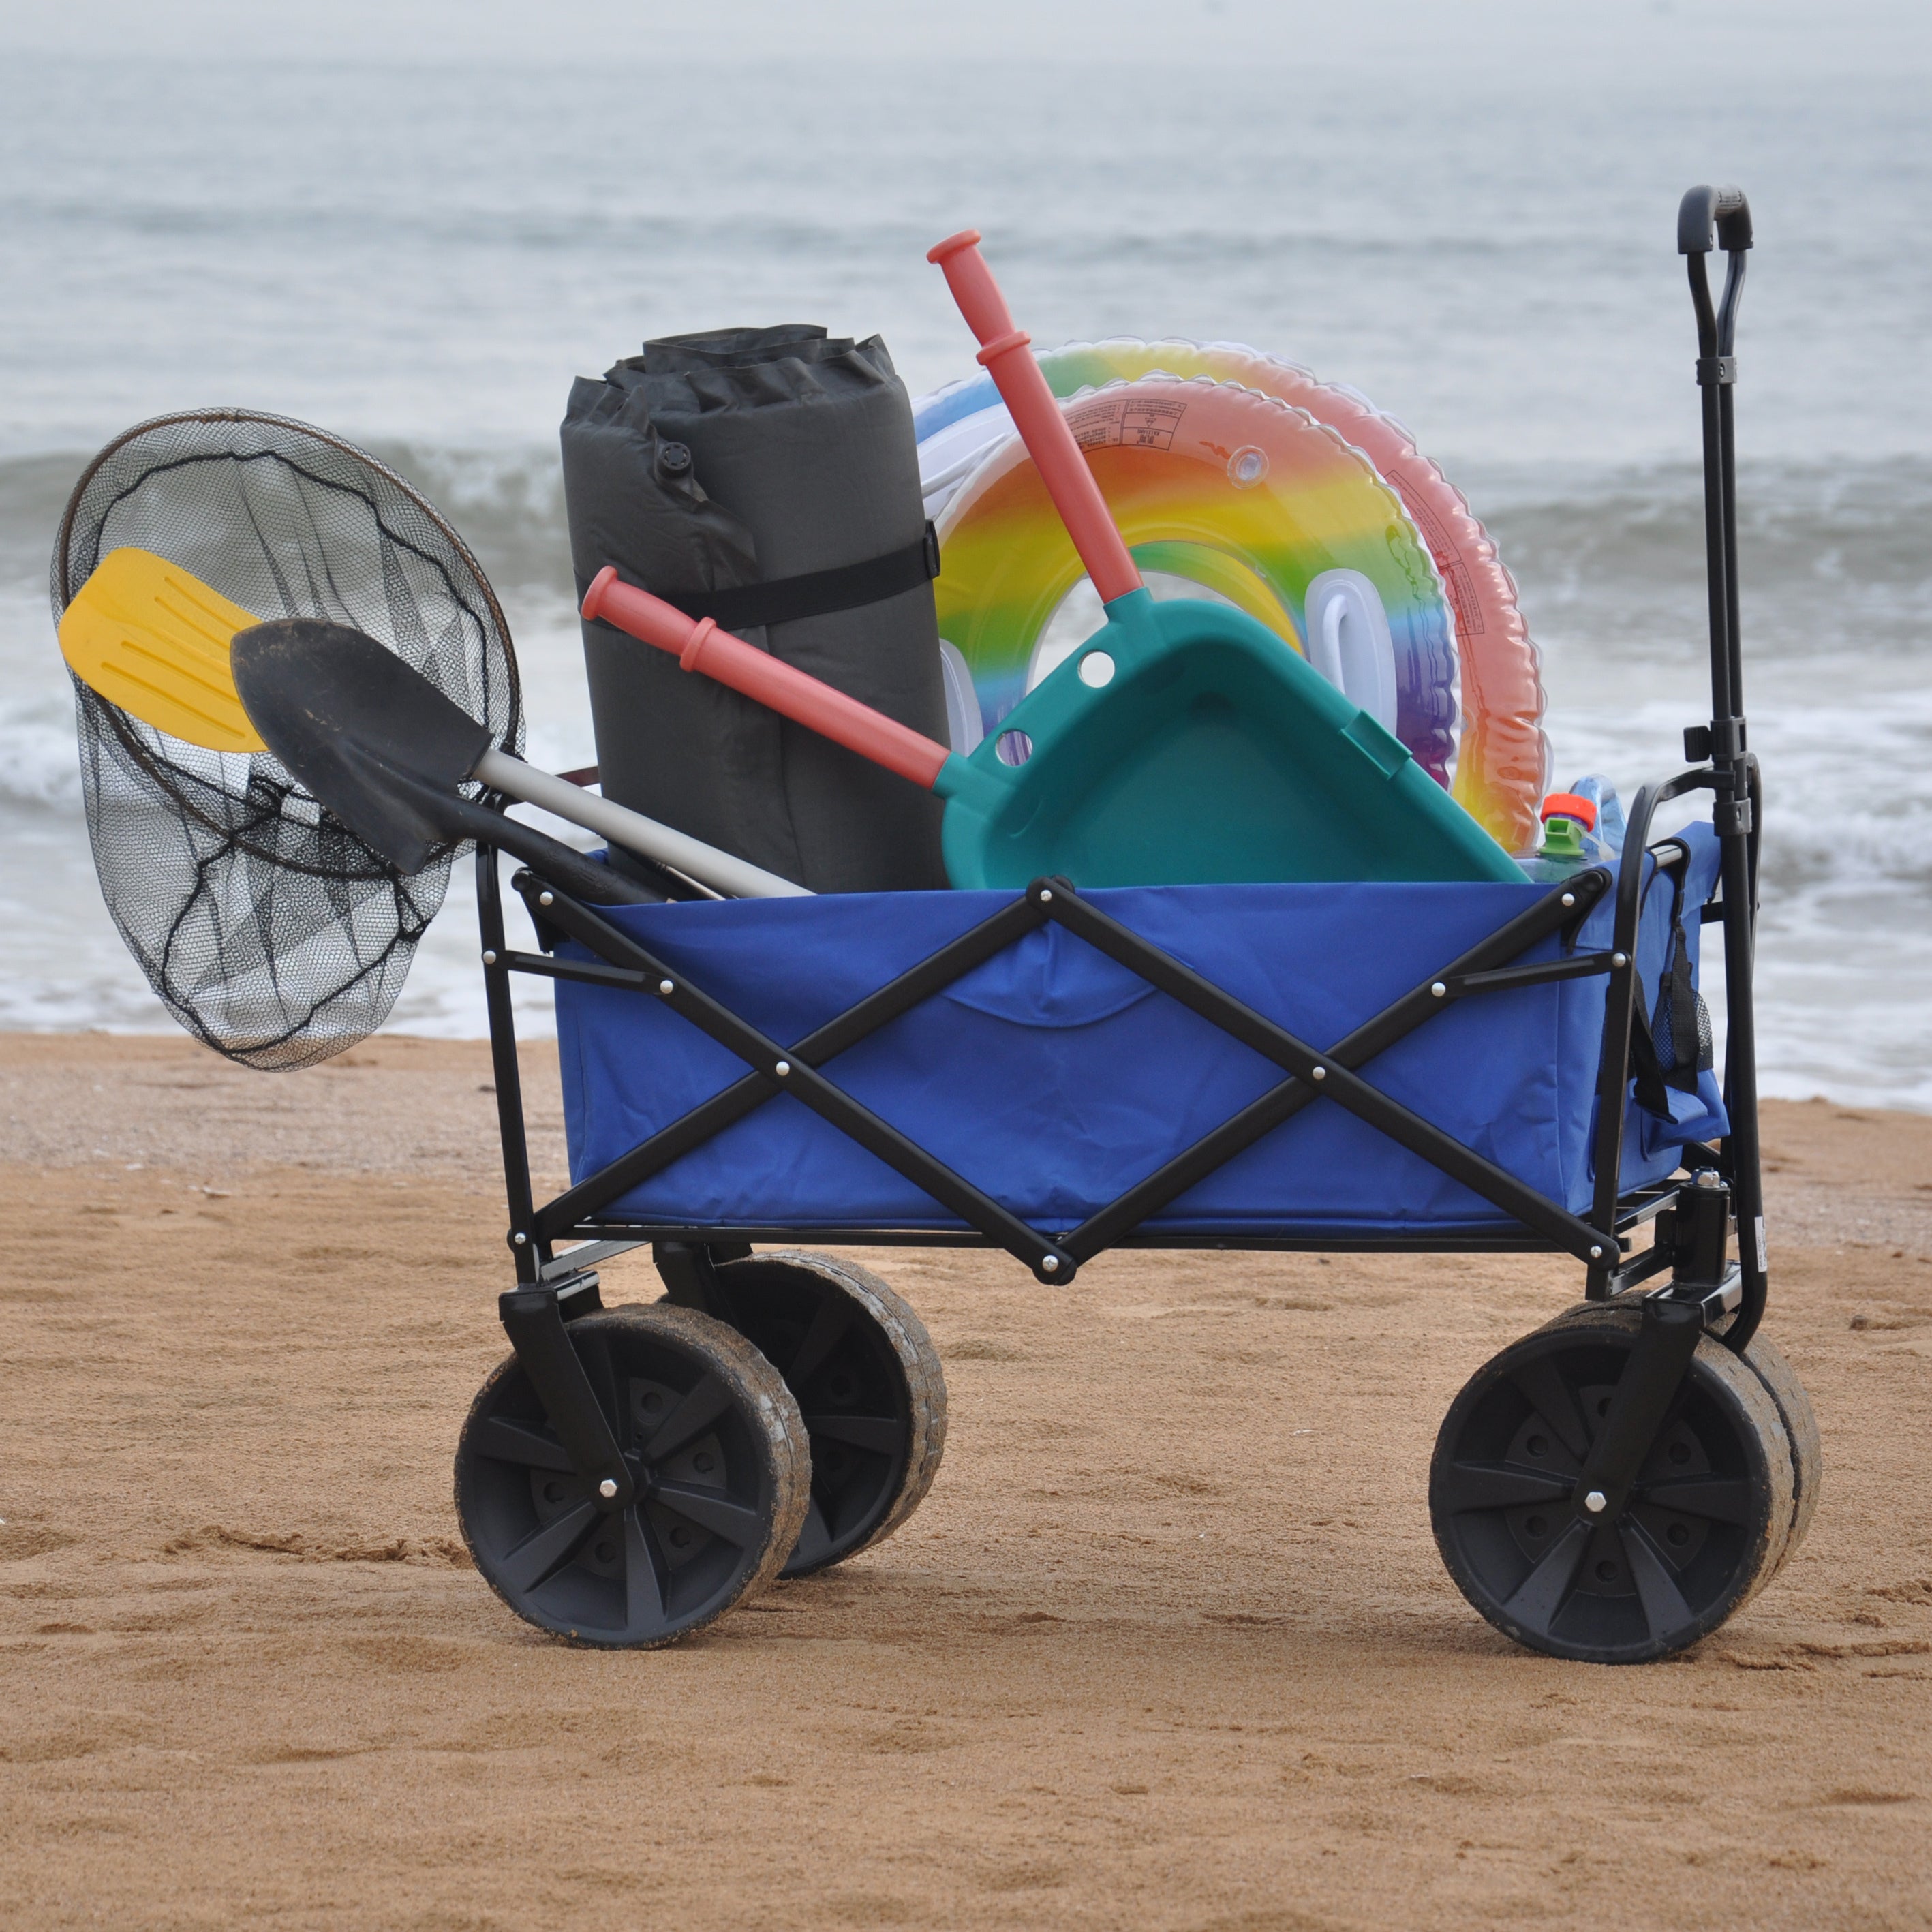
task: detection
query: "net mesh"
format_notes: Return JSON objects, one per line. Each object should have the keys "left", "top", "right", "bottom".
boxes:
{"left": 52, "top": 410, "right": 523, "bottom": 1071}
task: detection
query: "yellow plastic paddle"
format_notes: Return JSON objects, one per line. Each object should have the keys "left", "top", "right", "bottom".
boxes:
{"left": 58, "top": 547, "right": 266, "bottom": 754}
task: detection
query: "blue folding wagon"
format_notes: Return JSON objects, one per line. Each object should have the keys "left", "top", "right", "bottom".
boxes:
{"left": 452, "top": 188, "right": 1818, "bottom": 1663}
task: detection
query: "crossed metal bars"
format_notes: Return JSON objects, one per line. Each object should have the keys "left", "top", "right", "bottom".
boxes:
{"left": 476, "top": 859, "right": 1624, "bottom": 1287}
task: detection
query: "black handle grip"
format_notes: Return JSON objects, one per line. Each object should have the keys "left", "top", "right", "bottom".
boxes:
{"left": 1678, "top": 184, "right": 1752, "bottom": 255}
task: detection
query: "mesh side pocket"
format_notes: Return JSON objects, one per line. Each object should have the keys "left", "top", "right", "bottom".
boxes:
{"left": 1649, "top": 918, "right": 1715, "bottom": 1084}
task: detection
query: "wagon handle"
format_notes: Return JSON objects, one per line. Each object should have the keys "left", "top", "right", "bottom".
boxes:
{"left": 1676, "top": 184, "right": 1752, "bottom": 258}
{"left": 1679, "top": 183, "right": 1767, "bottom": 1349}
{"left": 927, "top": 230, "right": 1144, "bottom": 607}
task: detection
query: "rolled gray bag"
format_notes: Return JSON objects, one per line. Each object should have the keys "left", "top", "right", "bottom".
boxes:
{"left": 562, "top": 325, "right": 949, "bottom": 893}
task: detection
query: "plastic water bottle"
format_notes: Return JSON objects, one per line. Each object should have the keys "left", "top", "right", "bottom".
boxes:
{"left": 1521, "top": 784, "right": 1622, "bottom": 880}
{"left": 1566, "top": 774, "right": 1626, "bottom": 855}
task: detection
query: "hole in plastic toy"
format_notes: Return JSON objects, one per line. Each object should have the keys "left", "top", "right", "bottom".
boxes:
{"left": 1078, "top": 651, "right": 1116, "bottom": 688}
{"left": 937, "top": 639, "right": 983, "bottom": 754}
{"left": 996, "top": 730, "right": 1033, "bottom": 766}
{"left": 1027, "top": 571, "right": 1242, "bottom": 696}
{"left": 1304, "top": 568, "right": 1398, "bottom": 733}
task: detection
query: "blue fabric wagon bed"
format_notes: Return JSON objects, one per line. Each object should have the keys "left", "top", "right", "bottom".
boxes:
{"left": 552, "top": 828, "right": 1728, "bottom": 1242}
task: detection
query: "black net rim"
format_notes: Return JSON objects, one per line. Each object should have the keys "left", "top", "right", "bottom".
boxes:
{"left": 50, "top": 406, "right": 525, "bottom": 878}
{"left": 51, "top": 405, "right": 523, "bottom": 749}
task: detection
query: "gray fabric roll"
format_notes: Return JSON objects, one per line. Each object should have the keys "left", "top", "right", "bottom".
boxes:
{"left": 562, "top": 326, "right": 948, "bottom": 893}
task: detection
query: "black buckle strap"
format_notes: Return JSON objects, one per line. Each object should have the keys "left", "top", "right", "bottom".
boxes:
{"left": 643, "top": 523, "right": 940, "bottom": 634}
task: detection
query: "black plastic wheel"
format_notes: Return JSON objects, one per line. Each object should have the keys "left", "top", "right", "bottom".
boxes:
{"left": 1430, "top": 1302, "right": 1795, "bottom": 1662}
{"left": 1738, "top": 1331, "right": 1822, "bottom": 1569}
{"left": 1538, "top": 1300, "right": 1822, "bottom": 1578}
{"left": 705, "top": 1252, "right": 947, "bottom": 1578}
{"left": 454, "top": 1304, "right": 809, "bottom": 1647}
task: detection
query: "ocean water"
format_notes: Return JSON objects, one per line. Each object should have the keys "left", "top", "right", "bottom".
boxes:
{"left": 1, "top": 0, "right": 1928, "bottom": 1103}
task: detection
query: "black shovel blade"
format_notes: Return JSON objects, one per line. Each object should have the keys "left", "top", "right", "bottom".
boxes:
{"left": 231, "top": 618, "right": 493, "bottom": 874}
{"left": 232, "top": 618, "right": 660, "bottom": 906}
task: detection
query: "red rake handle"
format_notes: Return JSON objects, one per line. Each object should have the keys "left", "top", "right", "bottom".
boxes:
{"left": 927, "top": 230, "right": 1143, "bottom": 605}
{"left": 581, "top": 568, "right": 952, "bottom": 790}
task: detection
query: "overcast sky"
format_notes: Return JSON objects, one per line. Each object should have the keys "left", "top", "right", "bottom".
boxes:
{"left": 2, "top": 0, "right": 1925, "bottom": 76}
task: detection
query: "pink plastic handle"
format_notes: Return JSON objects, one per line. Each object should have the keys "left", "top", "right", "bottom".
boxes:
{"left": 927, "top": 230, "right": 1143, "bottom": 605}
{"left": 581, "top": 568, "right": 951, "bottom": 791}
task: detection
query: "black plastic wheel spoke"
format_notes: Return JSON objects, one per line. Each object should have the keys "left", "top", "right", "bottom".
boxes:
{"left": 497, "top": 1498, "right": 598, "bottom": 1595}
{"left": 650, "top": 1480, "right": 767, "bottom": 1548}
{"left": 801, "top": 1413, "right": 903, "bottom": 1457}
{"left": 1437, "top": 1461, "right": 1572, "bottom": 1513}
{"left": 577, "top": 1332, "right": 625, "bottom": 1443}
{"left": 1620, "top": 1518, "right": 1698, "bottom": 1646}
{"left": 620, "top": 1507, "right": 668, "bottom": 1638}
{"left": 784, "top": 1289, "right": 857, "bottom": 1389}
{"left": 643, "top": 1373, "right": 733, "bottom": 1463}
{"left": 470, "top": 1416, "right": 574, "bottom": 1473}
{"left": 1507, "top": 1358, "right": 1592, "bottom": 1460}
{"left": 1638, "top": 1475, "right": 1751, "bottom": 1524}
{"left": 1501, "top": 1516, "right": 1591, "bottom": 1636}
{"left": 791, "top": 1494, "right": 834, "bottom": 1570}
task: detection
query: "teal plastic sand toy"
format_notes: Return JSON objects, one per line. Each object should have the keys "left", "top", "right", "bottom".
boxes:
{"left": 581, "top": 232, "right": 1522, "bottom": 890}
{"left": 928, "top": 583, "right": 1522, "bottom": 887}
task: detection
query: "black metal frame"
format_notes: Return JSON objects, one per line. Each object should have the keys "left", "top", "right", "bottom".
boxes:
{"left": 473, "top": 187, "right": 1768, "bottom": 1523}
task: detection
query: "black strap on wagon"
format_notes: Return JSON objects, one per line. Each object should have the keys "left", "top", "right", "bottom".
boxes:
{"left": 1628, "top": 846, "right": 1715, "bottom": 1117}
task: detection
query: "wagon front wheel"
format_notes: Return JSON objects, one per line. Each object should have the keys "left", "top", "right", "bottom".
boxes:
{"left": 454, "top": 1303, "right": 810, "bottom": 1647}
{"left": 1430, "top": 1301, "right": 1795, "bottom": 1663}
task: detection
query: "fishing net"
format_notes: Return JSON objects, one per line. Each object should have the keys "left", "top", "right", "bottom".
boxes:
{"left": 51, "top": 410, "right": 524, "bottom": 1071}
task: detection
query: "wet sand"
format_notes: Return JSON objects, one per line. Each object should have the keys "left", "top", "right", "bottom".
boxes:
{"left": 1, "top": 1034, "right": 1928, "bottom": 1930}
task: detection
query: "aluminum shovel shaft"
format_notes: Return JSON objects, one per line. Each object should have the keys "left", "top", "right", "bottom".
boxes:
{"left": 472, "top": 748, "right": 806, "bottom": 899}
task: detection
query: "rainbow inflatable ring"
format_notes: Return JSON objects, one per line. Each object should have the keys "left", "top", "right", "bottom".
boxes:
{"left": 914, "top": 341, "right": 1550, "bottom": 856}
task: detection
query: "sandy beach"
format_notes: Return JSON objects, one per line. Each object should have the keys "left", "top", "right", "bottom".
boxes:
{"left": 1, "top": 1030, "right": 1928, "bottom": 1930}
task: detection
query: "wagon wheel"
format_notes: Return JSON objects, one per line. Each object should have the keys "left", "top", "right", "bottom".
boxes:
{"left": 1538, "top": 1300, "right": 1822, "bottom": 1576}
{"left": 706, "top": 1253, "right": 947, "bottom": 1578}
{"left": 454, "top": 1304, "right": 809, "bottom": 1647}
{"left": 1736, "top": 1332, "right": 1822, "bottom": 1568}
{"left": 1430, "top": 1302, "right": 1796, "bottom": 1663}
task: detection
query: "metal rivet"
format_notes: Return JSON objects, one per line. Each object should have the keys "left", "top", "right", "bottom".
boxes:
{"left": 538, "top": 891, "right": 553, "bottom": 908}
{"left": 658, "top": 979, "right": 673, "bottom": 995}
{"left": 597, "top": 1477, "right": 618, "bottom": 1499}
{"left": 1612, "top": 951, "right": 1628, "bottom": 969}
{"left": 1561, "top": 893, "right": 1576, "bottom": 908}
{"left": 1696, "top": 1169, "right": 1723, "bottom": 1190}
{"left": 774, "top": 1061, "right": 791, "bottom": 1077}
{"left": 481, "top": 950, "right": 497, "bottom": 966}
{"left": 1311, "top": 1066, "right": 1327, "bottom": 1082}
{"left": 1589, "top": 1245, "right": 1604, "bottom": 1260}
{"left": 512, "top": 1231, "right": 528, "bottom": 1246}
{"left": 1584, "top": 1490, "right": 1608, "bottom": 1514}
{"left": 1430, "top": 982, "right": 1447, "bottom": 999}
{"left": 1041, "top": 1255, "right": 1059, "bottom": 1273}
{"left": 1039, "top": 888, "right": 1054, "bottom": 902}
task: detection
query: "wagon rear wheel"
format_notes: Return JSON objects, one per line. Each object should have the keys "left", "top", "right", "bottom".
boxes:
{"left": 1430, "top": 1302, "right": 1795, "bottom": 1663}
{"left": 454, "top": 1304, "right": 809, "bottom": 1647}
{"left": 705, "top": 1253, "right": 947, "bottom": 1578}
